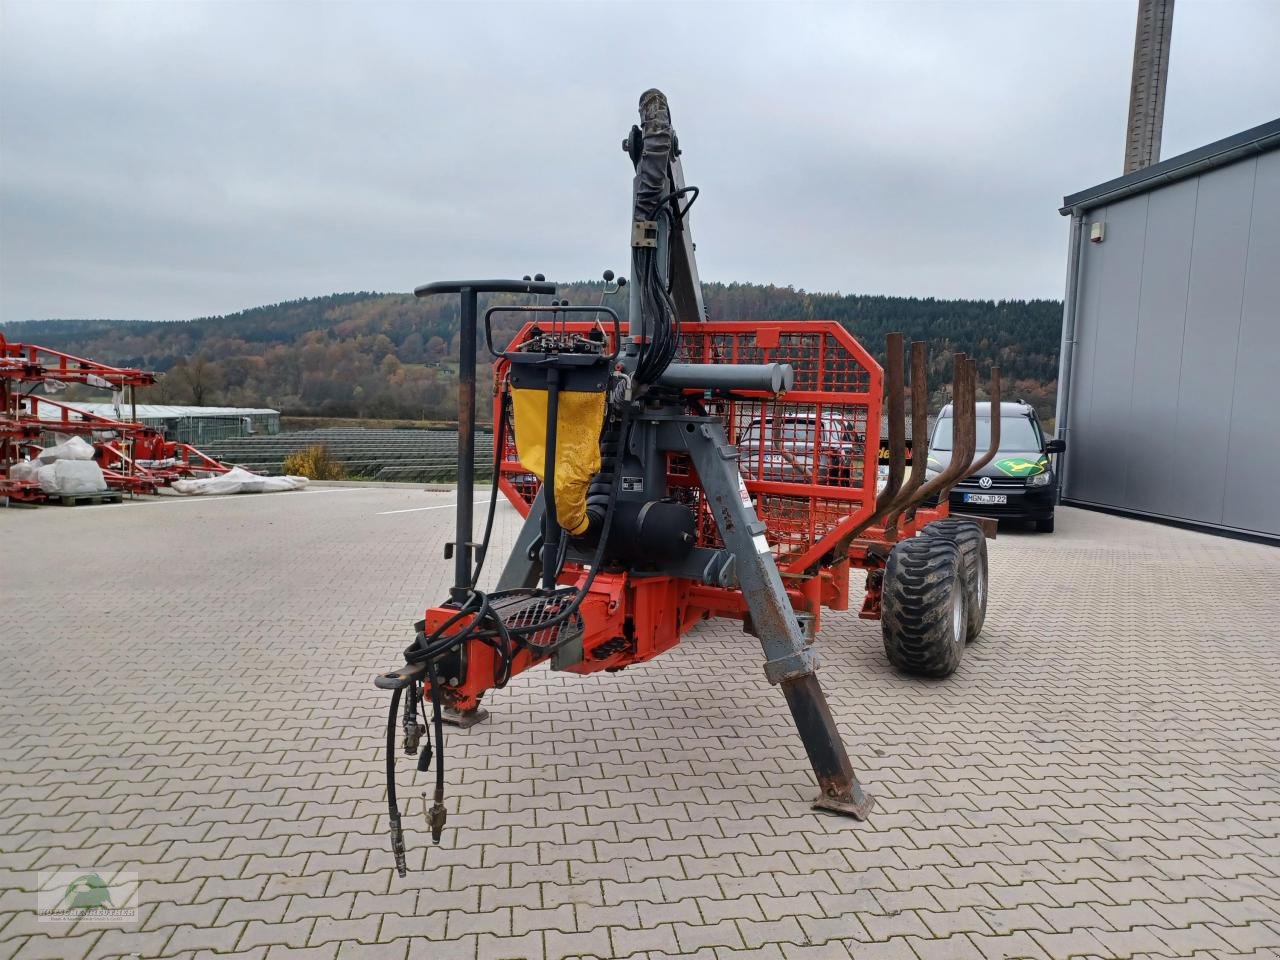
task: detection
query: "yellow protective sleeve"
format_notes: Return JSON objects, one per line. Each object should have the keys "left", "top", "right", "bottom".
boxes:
{"left": 511, "top": 387, "right": 604, "bottom": 536}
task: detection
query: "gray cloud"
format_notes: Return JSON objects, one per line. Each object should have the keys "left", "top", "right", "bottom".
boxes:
{"left": 2, "top": 0, "right": 1277, "bottom": 321}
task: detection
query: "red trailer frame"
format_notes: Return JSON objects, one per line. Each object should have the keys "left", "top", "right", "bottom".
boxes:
{"left": 423, "top": 319, "right": 980, "bottom": 715}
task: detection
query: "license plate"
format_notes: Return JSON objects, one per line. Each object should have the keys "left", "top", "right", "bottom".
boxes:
{"left": 963, "top": 493, "right": 1007, "bottom": 505}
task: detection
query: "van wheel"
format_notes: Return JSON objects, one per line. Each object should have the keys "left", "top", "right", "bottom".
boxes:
{"left": 922, "top": 519, "right": 987, "bottom": 641}
{"left": 1034, "top": 516, "right": 1055, "bottom": 533}
{"left": 881, "top": 536, "right": 966, "bottom": 678}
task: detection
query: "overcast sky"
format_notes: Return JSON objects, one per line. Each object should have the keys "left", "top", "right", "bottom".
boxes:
{"left": 2, "top": 1, "right": 1277, "bottom": 322}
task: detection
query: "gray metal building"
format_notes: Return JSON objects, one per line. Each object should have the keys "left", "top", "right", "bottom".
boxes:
{"left": 1055, "top": 117, "right": 1280, "bottom": 541}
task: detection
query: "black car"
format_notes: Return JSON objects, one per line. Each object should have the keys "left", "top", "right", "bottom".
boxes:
{"left": 927, "top": 401, "right": 1064, "bottom": 532}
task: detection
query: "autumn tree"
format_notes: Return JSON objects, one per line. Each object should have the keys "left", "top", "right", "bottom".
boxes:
{"left": 169, "top": 355, "right": 219, "bottom": 405}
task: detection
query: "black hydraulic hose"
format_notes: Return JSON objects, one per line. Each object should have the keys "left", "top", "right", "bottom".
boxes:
{"left": 634, "top": 215, "right": 680, "bottom": 385}
{"left": 411, "top": 405, "right": 633, "bottom": 653}
{"left": 403, "top": 681, "right": 418, "bottom": 755}
{"left": 425, "top": 660, "right": 447, "bottom": 843}
{"left": 554, "top": 532, "right": 569, "bottom": 579}
{"left": 583, "top": 418, "right": 622, "bottom": 534}
{"left": 470, "top": 387, "right": 509, "bottom": 589}
{"left": 385, "top": 686, "right": 407, "bottom": 877}
{"left": 406, "top": 594, "right": 496, "bottom": 660}
{"left": 385, "top": 407, "right": 630, "bottom": 872}
{"left": 632, "top": 250, "right": 652, "bottom": 379}
{"left": 631, "top": 90, "right": 678, "bottom": 386}
{"left": 418, "top": 408, "right": 633, "bottom": 654}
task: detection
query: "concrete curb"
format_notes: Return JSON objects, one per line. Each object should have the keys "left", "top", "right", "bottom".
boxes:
{"left": 307, "top": 480, "right": 459, "bottom": 491}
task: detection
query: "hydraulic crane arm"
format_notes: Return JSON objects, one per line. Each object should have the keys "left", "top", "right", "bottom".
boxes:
{"left": 623, "top": 89, "right": 707, "bottom": 383}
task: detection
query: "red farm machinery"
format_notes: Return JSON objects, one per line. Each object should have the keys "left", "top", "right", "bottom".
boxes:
{"left": 375, "top": 90, "right": 1000, "bottom": 873}
{"left": 0, "top": 333, "right": 230, "bottom": 504}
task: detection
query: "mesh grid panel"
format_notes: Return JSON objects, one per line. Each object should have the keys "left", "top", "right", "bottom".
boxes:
{"left": 494, "top": 591, "right": 584, "bottom": 651}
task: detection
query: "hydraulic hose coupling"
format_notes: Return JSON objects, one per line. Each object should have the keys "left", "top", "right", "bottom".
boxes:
{"left": 402, "top": 697, "right": 422, "bottom": 755}
{"left": 389, "top": 811, "right": 407, "bottom": 877}
{"left": 428, "top": 789, "right": 447, "bottom": 844}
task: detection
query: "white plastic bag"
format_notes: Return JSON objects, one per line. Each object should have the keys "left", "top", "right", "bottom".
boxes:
{"left": 36, "top": 435, "right": 96, "bottom": 463}
{"left": 169, "top": 466, "right": 308, "bottom": 496}
{"left": 8, "top": 460, "right": 42, "bottom": 483}
{"left": 36, "top": 459, "right": 108, "bottom": 495}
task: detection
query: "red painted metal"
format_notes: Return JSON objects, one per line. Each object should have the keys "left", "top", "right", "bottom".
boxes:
{"left": 0, "top": 332, "right": 230, "bottom": 502}
{"left": 496, "top": 321, "right": 942, "bottom": 608}
{"left": 0, "top": 331, "right": 155, "bottom": 389}
{"left": 426, "top": 319, "right": 952, "bottom": 710}
{"left": 498, "top": 320, "right": 891, "bottom": 554}
{"left": 438, "top": 570, "right": 704, "bottom": 712}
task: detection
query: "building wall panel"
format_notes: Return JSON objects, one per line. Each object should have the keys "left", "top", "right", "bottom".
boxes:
{"left": 1222, "top": 150, "right": 1280, "bottom": 535}
{"left": 1064, "top": 149, "right": 1275, "bottom": 539}
{"left": 1076, "top": 197, "right": 1148, "bottom": 506}
{"left": 1170, "top": 160, "right": 1255, "bottom": 525}
{"left": 1125, "top": 178, "right": 1197, "bottom": 516}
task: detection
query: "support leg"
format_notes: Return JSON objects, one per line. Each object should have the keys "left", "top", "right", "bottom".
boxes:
{"left": 682, "top": 420, "right": 873, "bottom": 819}
{"left": 496, "top": 490, "right": 545, "bottom": 591}
{"left": 782, "top": 674, "right": 873, "bottom": 817}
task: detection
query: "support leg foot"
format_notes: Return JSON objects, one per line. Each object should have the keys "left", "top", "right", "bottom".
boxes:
{"left": 441, "top": 707, "right": 488, "bottom": 729}
{"left": 812, "top": 790, "right": 874, "bottom": 819}
{"left": 781, "top": 672, "right": 874, "bottom": 820}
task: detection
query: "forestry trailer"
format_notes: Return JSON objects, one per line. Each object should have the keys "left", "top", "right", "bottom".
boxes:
{"left": 375, "top": 89, "right": 1000, "bottom": 874}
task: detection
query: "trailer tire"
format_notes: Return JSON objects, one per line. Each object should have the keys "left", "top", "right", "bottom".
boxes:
{"left": 922, "top": 519, "right": 987, "bottom": 641}
{"left": 881, "top": 535, "right": 966, "bottom": 678}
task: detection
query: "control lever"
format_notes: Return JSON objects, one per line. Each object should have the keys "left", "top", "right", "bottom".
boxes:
{"left": 593, "top": 269, "right": 627, "bottom": 324}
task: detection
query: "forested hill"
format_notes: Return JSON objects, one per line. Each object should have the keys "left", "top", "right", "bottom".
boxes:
{"left": 5, "top": 282, "right": 1062, "bottom": 421}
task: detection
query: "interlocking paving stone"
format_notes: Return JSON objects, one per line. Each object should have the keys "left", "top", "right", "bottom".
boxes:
{"left": 2, "top": 491, "right": 1279, "bottom": 960}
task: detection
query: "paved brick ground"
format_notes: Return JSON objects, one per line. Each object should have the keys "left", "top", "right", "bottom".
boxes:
{"left": 2, "top": 489, "right": 1279, "bottom": 960}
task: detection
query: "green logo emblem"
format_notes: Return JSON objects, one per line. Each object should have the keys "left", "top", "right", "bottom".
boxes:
{"left": 995, "top": 457, "right": 1046, "bottom": 476}
{"left": 59, "top": 875, "right": 115, "bottom": 911}
{"left": 38, "top": 869, "right": 138, "bottom": 924}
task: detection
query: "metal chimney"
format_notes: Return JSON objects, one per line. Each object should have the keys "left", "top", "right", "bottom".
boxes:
{"left": 1124, "top": 0, "right": 1176, "bottom": 173}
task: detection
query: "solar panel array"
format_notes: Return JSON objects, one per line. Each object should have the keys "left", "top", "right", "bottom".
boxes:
{"left": 200, "top": 427, "right": 493, "bottom": 482}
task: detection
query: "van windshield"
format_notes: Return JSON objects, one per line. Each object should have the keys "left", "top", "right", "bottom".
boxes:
{"left": 931, "top": 415, "right": 1041, "bottom": 453}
